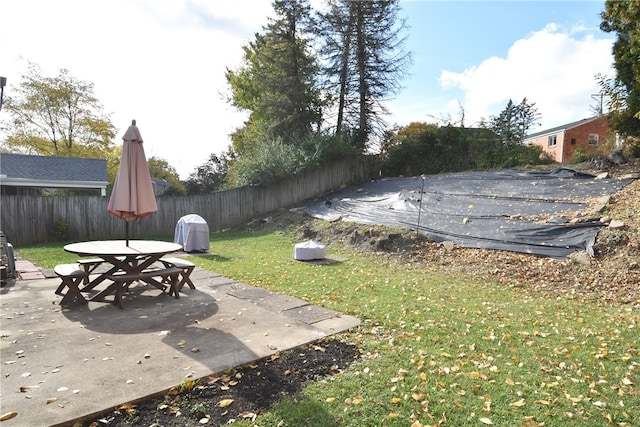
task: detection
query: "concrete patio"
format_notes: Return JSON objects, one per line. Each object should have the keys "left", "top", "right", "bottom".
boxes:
{"left": 0, "top": 260, "right": 359, "bottom": 426}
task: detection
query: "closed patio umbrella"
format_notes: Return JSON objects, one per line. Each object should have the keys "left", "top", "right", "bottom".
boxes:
{"left": 107, "top": 120, "right": 158, "bottom": 245}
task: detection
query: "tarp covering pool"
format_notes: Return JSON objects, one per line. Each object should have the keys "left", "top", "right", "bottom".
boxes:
{"left": 305, "top": 168, "right": 635, "bottom": 258}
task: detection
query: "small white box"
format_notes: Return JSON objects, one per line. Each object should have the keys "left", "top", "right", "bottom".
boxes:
{"left": 293, "top": 240, "right": 326, "bottom": 260}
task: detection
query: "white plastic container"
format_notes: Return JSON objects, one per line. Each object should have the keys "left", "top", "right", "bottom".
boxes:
{"left": 293, "top": 240, "right": 326, "bottom": 260}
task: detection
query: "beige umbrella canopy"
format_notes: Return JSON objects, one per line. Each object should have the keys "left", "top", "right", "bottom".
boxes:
{"left": 107, "top": 120, "right": 158, "bottom": 244}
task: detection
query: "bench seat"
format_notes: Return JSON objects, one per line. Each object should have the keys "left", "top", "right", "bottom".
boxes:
{"left": 159, "top": 257, "right": 196, "bottom": 292}
{"left": 101, "top": 267, "right": 183, "bottom": 308}
{"left": 54, "top": 263, "right": 89, "bottom": 306}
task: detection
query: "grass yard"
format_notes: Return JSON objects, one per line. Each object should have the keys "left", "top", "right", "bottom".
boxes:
{"left": 185, "top": 228, "right": 638, "bottom": 427}
{"left": 14, "top": 224, "right": 639, "bottom": 427}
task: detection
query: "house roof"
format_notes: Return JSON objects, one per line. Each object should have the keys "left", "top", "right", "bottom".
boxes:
{"left": 525, "top": 116, "right": 601, "bottom": 140}
{"left": 0, "top": 153, "right": 108, "bottom": 191}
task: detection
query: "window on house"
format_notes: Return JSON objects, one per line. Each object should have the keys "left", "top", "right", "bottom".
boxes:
{"left": 571, "top": 138, "right": 576, "bottom": 145}
{"left": 588, "top": 134, "right": 599, "bottom": 145}
{"left": 548, "top": 135, "right": 557, "bottom": 147}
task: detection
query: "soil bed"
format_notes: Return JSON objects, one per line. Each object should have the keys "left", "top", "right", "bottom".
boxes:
{"left": 82, "top": 339, "right": 360, "bottom": 427}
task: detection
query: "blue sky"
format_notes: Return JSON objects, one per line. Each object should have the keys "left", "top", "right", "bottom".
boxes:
{"left": 392, "top": 1, "right": 613, "bottom": 129}
{"left": 1, "top": 1, "right": 614, "bottom": 178}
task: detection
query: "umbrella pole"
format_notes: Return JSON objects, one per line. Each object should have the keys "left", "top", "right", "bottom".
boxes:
{"left": 126, "top": 222, "right": 130, "bottom": 246}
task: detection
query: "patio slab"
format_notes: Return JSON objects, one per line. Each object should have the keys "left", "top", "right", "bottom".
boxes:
{"left": 0, "top": 267, "right": 360, "bottom": 427}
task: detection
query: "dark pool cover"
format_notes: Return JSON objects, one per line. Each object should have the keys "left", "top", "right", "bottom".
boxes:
{"left": 305, "top": 168, "right": 635, "bottom": 258}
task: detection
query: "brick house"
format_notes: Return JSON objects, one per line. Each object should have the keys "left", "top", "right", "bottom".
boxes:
{"left": 523, "top": 115, "right": 611, "bottom": 163}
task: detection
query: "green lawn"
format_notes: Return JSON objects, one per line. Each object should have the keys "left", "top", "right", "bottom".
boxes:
{"left": 16, "top": 229, "right": 639, "bottom": 427}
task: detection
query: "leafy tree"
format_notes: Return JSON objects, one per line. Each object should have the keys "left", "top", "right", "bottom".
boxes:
{"left": 185, "top": 153, "right": 231, "bottom": 194}
{"left": 225, "top": 0, "right": 323, "bottom": 153}
{"left": 319, "top": 0, "right": 411, "bottom": 152}
{"left": 382, "top": 120, "right": 549, "bottom": 176}
{"left": 1, "top": 62, "right": 116, "bottom": 158}
{"left": 480, "top": 98, "right": 540, "bottom": 145}
{"left": 147, "top": 156, "right": 186, "bottom": 195}
{"left": 600, "top": 0, "right": 640, "bottom": 137}
{"left": 226, "top": 138, "right": 305, "bottom": 187}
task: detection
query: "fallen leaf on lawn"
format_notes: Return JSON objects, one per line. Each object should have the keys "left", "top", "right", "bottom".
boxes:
{"left": 509, "top": 399, "right": 526, "bottom": 407}
{"left": 239, "top": 411, "right": 257, "bottom": 419}
{"left": 199, "top": 417, "right": 210, "bottom": 424}
{"left": 284, "top": 369, "right": 291, "bottom": 376}
{"left": 388, "top": 413, "right": 399, "bottom": 418}
{"left": 622, "top": 377, "right": 633, "bottom": 385}
{"left": 216, "top": 399, "right": 234, "bottom": 408}
{"left": 479, "top": 417, "right": 493, "bottom": 424}
{"left": 391, "top": 397, "right": 402, "bottom": 404}
{"left": 326, "top": 397, "right": 335, "bottom": 403}
{"left": 0, "top": 411, "right": 18, "bottom": 421}
{"left": 352, "top": 395, "right": 364, "bottom": 405}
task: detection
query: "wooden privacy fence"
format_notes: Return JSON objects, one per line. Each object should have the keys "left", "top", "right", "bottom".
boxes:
{"left": 1, "top": 157, "right": 380, "bottom": 247}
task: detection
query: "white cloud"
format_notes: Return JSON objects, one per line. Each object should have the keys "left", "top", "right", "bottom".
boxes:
{"left": 438, "top": 24, "right": 614, "bottom": 128}
{"left": 1, "top": 0, "right": 274, "bottom": 178}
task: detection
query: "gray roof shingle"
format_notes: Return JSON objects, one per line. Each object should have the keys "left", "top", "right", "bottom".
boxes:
{"left": 0, "top": 153, "right": 108, "bottom": 183}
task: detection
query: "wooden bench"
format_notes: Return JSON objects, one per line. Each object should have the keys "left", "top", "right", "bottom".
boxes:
{"left": 54, "top": 263, "right": 89, "bottom": 306}
{"left": 159, "top": 257, "right": 196, "bottom": 293}
{"left": 98, "top": 267, "right": 183, "bottom": 309}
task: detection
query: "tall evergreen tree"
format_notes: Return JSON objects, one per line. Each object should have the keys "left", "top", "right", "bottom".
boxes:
{"left": 482, "top": 98, "right": 540, "bottom": 145}
{"left": 225, "top": 0, "right": 323, "bottom": 154}
{"left": 319, "top": 0, "right": 411, "bottom": 152}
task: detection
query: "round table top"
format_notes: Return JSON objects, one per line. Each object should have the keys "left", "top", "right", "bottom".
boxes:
{"left": 64, "top": 240, "right": 182, "bottom": 257}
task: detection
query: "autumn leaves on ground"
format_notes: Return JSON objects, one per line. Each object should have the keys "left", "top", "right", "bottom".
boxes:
{"left": 84, "top": 162, "right": 639, "bottom": 427}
